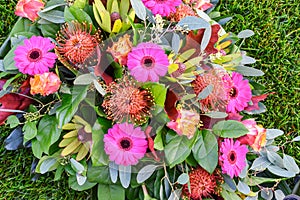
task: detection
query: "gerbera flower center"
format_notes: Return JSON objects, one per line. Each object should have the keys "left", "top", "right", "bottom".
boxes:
{"left": 119, "top": 137, "right": 133, "bottom": 151}
{"left": 28, "top": 48, "right": 42, "bottom": 62}
{"left": 228, "top": 150, "right": 237, "bottom": 164}
{"left": 230, "top": 87, "right": 238, "bottom": 98}
{"left": 142, "top": 56, "right": 155, "bottom": 69}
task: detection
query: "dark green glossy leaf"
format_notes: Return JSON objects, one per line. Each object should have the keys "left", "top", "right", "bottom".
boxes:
{"left": 192, "top": 130, "right": 218, "bottom": 173}
{"left": 91, "top": 118, "right": 111, "bottom": 166}
{"left": 142, "top": 83, "right": 167, "bottom": 107}
{"left": 32, "top": 115, "right": 61, "bottom": 158}
{"left": 212, "top": 120, "right": 248, "bottom": 138}
{"left": 164, "top": 135, "right": 192, "bottom": 168}
{"left": 56, "top": 85, "right": 89, "bottom": 128}
{"left": 97, "top": 183, "right": 125, "bottom": 200}
{"left": 87, "top": 166, "right": 112, "bottom": 184}
{"left": 38, "top": 10, "right": 65, "bottom": 24}
{"left": 69, "top": 175, "right": 97, "bottom": 191}
{"left": 23, "top": 121, "right": 37, "bottom": 141}
{"left": 40, "top": 23, "right": 60, "bottom": 38}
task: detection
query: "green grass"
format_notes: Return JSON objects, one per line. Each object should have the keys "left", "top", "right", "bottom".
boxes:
{"left": 0, "top": 0, "right": 299, "bottom": 199}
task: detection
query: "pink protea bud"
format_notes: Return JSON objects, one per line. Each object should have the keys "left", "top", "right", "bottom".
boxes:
{"left": 15, "top": 0, "right": 45, "bottom": 22}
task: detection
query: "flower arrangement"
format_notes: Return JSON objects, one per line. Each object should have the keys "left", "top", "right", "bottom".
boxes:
{"left": 1, "top": 0, "right": 299, "bottom": 199}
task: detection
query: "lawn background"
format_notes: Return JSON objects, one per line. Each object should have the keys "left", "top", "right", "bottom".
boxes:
{"left": 0, "top": 0, "right": 299, "bottom": 199}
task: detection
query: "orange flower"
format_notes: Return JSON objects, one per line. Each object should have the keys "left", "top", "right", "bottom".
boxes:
{"left": 15, "top": 0, "right": 45, "bottom": 22}
{"left": 30, "top": 72, "right": 61, "bottom": 96}
{"left": 238, "top": 119, "right": 267, "bottom": 151}
{"left": 107, "top": 34, "right": 133, "bottom": 65}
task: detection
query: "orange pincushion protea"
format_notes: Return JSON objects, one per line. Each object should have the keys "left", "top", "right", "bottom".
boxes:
{"left": 182, "top": 167, "right": 223, "bottom": 200}
{"left": 55, "top": 21, "right": 100, "bottom": 69}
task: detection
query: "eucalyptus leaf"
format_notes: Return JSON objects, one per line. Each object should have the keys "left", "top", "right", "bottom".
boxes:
{"left": 266, "top": 151, "right": 284, "bottom": 168}
{"left": 267, "top": 165, "right": 295, "bottom": 178}
{"left": 237, "top": 29, "right": 255, "bottom": 38}
{"left": 241, "top": 55, "right": 256, "bottom": 64}
{"left": 130, "top": 0, "right": 146, "bottom": 20}
{"left": 177, "top": 173, "right": 189, "bottom": 185}
{"left": 137, "top": 164, "right": 159, "bottom": 184}
{"left": 201, "top": 25, "right": 212, "bottom": 51}
{"left": 168, "top": 189, "right": 181, "bottom": 200}
{"left": 177, "top": 16, "right": 209, "bottom": 30}
{"left": 69, "top": 175, "right": 97, "bottom": 191}
{"left": 292, "top": 136, "right": 300, "bottom": 142}
{"left": 250, "top": 156, "right": 271, "bottom": 171}
{"left": 109, "top": 162, "right": 119, "bottom": 183}
{"left": 235, "top": 66, "right": 264, "bottom": 76}
{"left": 197, "top": 84, "right": 213, "bottom": 100}
{"left": 70, "top": 158, "right": 85, "bottom": 174}
{"left": 283, "top": 154, "right": 299, "bottom": 174}
{"left": 119, "top": 165, "right": 131, "bottom": 188}
{"left": 74, "top": 73, "right": 95, "bottom": 85}
{"left": 237, "top": 181, "right": 250, "bottom": 195}
{"left": 40, "top": 157, "right": 58, "bottom": 174}
{"left": 203, "top": 111, "right": 228, "bottom": 119}
{"left": 261, "top": 188, "right": 273, "bottom": 200}
{"left": 76, "top": 173, "right": 87, "bottom": 186}
{"left": 274, "top": 190, "right": 285, "bottom": 200}
{"left": 40, "top": 0, "right": 66, "bottom": 13}
{"left": 171, "top": 33, "right": 181, "bottom": 54}
{"left": 266, "top": 129, "right": 284, "bottom": 140}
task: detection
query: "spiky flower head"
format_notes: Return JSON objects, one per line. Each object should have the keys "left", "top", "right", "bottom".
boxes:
{"left": 102, "top": 76, "right": 154, "bottom": 124}
{"left": 192, "top": 69, "right": 231, "bottom": 112}
{"left": 55, "top": 21, "right": 100, "bottom": 69}
{"left": 182, "top": 167, "right": 223, "bottom": 200}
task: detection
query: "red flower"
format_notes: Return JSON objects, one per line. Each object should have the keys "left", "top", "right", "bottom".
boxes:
{"left": 0, "top": 79, "right": 32, "bottom": 125}
{"left": 181, "top": 24, "right": 221, "bottom": 58}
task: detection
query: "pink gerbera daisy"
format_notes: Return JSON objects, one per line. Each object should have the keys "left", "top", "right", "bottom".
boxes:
{"left": 226, "top": 72, "right": 252, "bottom": 113}
{"left": 127, "top": 42, "right": 169, "bottom": 82}
{"left": 103, "top": 123, "right": 148, "bottom": 166}
{"left": 14, "top": 36, "right": 57, "bottom": 75}
{"left": 142, "top": 0, "right": 182, "bottom": 17}
{"left": 219, "top": 138, "right": 248, "bottom": 178}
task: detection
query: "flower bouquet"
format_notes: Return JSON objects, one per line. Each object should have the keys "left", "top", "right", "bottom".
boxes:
{"left": 1, "top": 0, "right": 299, "bottom": 199}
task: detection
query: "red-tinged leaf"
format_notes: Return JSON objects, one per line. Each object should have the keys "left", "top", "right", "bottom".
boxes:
{"left": 245, "top": 93, "right": 274, "bottom": 111}
{"left": 164, "top": 89, "right": 179, "bottom": 121}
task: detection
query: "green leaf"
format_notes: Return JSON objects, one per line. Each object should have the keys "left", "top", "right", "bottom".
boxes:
{"left": 40, "top": 23, "right": 60, "bottom": 38}
{"left": 164, "top": 135, "right": 192, "bottom": 168}
{"left": 154, "top": 129, "right": 164, "bottom": 151}
{"left": 40, "top": 0, "right": 66, "bottom": 13}
{"left": 192, "top": 130, "right": 218, "bottom": 173}
{"left": 68, "top": 6, "right": 94, "bottom": 26}
{"left": 221, "top": 189, "right": 242, "bottom": 200}
{"left": 212, "top": 120, "right": 248, "bottom": 138}
{"left": 32, "top": 115, "right": 61, "bottom": 158}
{"left": 6, "top": 115, "right": 20, "bottom": 128}
{"left": 87, "top": 166, "right": 112, "bottom": 184}
{"left": 130, "top": 0, "right": 146, "bottom": 20}
{"left": 9, "top": 18, "right": 39, "bottom": 37}
{"left": 197, "top": 84, "right": 213, "bottom": 100}
{"left": 56, "top": 85, "right": 89, "bottom": 128}
{"left": 97, "top": 184, "right": 125, "bottom": 200}
{"left": 74, "top": 73, "right": 95, "bottom": 85}
{"left": 23, "top": 121, "right": 38, "bottom": 141}
{"left": 142, "top": 83, "right": 167, "bottom": 107}
{"left": 267, "top": 165, "right": 295, "bottom": 178}
{"left": 137, "top": 165, "right": 159, "bottom": 184}
{"left": 69, "top": 175, "right": 97, "bottom": 191}
{"left": 244, "top": 176, "right": 279, "bottom": 186}
{"left": 91, "top": 118, "right": 111, "bottom": 166}
{"left": 38, "top": 10, "right": 65, "bottom": 24}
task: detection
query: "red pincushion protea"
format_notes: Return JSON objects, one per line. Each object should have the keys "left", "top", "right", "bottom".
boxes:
{"left": 192, "top": 70, "right": 230, "bottom": 112}
{"left": 55, "top": 21, "right": 99, "bottom": 69}
{"left": 102, "top": 76, "right": 154, "bottom": 124}
{"left": 182, "top": 167, "right": 223, "bottom": 200}
{"left": 168, "top": 4, "right": 196, "bottom": 22}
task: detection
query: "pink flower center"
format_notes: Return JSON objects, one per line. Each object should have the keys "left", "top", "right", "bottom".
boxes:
{"left": 141, "top": 56, "right": 155, "bottom": 69}
{"left": 229, "top": 87, "right": 238, "bottom": 98}
{"left": 227, "top": 150, "right": 237, "bottom": 164}
{"left": 119, "top": 137, "right": 133, "bottom": 151}
{"left": 28, "top": 48, "right": 42, "bottom": 62}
